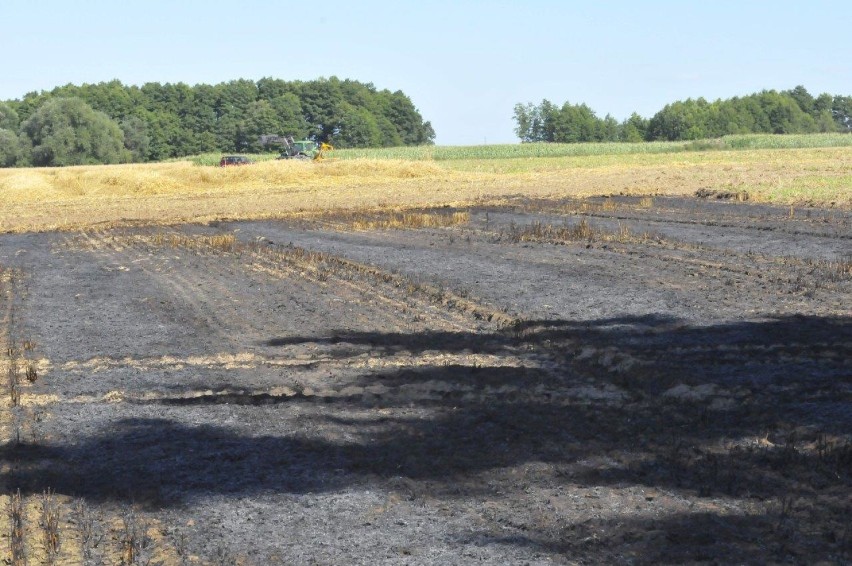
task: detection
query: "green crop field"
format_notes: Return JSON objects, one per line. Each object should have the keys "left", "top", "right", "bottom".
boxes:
{"left": 187, "top": 133, "right": 852, "bottom": 167}
{"left": 333, "top": 133, "right": 852, "bottom": 160}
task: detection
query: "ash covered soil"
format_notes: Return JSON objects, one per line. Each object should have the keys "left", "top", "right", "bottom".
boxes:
{"left": 0, "top": 196, "right": 850, "bottom": 564}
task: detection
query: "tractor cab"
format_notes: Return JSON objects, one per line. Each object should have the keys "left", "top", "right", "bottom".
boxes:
{"left": 272, "top": 137, "right": 318, "bottom": 159}
{"left": 260, "top": 134, "right": 332, "bottom": 160}
{"left": 289, "top": 140, "right": 318, "bottom": 156}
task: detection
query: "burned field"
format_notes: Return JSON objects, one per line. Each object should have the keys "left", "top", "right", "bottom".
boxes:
{"left": 0, "top": 195, "right": 850, "bottom": 564}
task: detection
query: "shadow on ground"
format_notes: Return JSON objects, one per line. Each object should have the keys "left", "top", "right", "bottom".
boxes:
{"left": 4, "top": 314, "right": 850, "bottom": 562}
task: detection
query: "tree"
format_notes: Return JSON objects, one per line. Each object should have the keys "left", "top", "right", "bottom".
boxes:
{"left": 296, "top": 78, "right": 343, "bottom": 141}
{"left": 215, "top": 113, "right": 242, "bottom": 153}
{"left": 257, "top": 77, "right": 293, "bottom": 101}
{"left": 730, "top": 96, "right": 768, "bottom": 133}
{"left": 378, "top": 90, "right": 435, "bottom": 145}
{"left": 375, "top": 114, "right": 403, "bottom": 146}
{"left": 515, "top": 100, "right": 620, "bottom": 143}
{"left": 786, "top": 85, "right": 815, "bottom": 115}
{"left": 0, "top": 102, "right": 19, "bottom": 131}
{"left": 513, "top": 102, "right": 537, "bottom": 142}
{"left": 0, "top": 129, "right": 21, "bottom": 167}
{"left": 647, "top": 99, "right": 714, "bottom": 141}
{"left": 4, "top": 78, "right": 435, "bottom": 161}
{"left": 120, "top": 115, "right": 151, "bottom": 162}
{"left": 516, "top": 86, "right": 851, "bottom": 145}
{"left": 552, "top": 102, "right": 601, "bottom": 142}
{"left": 756, "top": 90, "right": 817, "bottom": 134}
{"left": 181, "top": 83, "right": 219, "bottom": 151}
{"left": 831, "top": 95, "right": 852, "bottom": 132}
{"left": 597, "top": 114, "right": 618, "bottom": 142}
{"left": 335, "top": 102, "right": 382, "bottom": 148}
{"left": 812, "top": 93, "right": 837, "bottom": 132}
{"left": 619, "top": 113, "right": 648, "bottom": 142}
{"left": 240, "top": 100, "right": 283, "bottom": 152}
{"left": 269, "top": 93, "right": 309, "bottom": 139}
{"left": 10, "top": 91, "right": 44, "bottom": 123}
{"left": 513, "top": 100, "right": 559, "bottom": 142}
{"left": 220, "top": 79, "right": 257, "bottom": 108}
{"left": 142, "top": 109, "right": 187, "bottom": 160}
{"left": 20, "top": 97, "right": 128, "bottom": 166}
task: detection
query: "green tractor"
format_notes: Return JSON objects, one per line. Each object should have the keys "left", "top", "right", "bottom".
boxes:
{"left": 259, "top": 135, "right": 333, "bottom": 161}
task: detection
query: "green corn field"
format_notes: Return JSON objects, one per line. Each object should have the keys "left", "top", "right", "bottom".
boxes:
{"left": 187, "top": 133, "right": 852, "bottom": 166}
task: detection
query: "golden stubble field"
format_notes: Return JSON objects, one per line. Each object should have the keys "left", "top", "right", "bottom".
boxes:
{"left": 1, "top": 146, "right": 851, "bottom": 233}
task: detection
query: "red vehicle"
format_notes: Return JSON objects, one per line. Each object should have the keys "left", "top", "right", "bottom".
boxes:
{"left": 219, "top": 155, "right": 252, "bottom": 166}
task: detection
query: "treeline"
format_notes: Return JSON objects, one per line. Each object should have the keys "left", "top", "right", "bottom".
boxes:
{"left": 0, "top": 77, "right": 435, "bottom": 167}
{"left": 514, "top": 86, "right": 852, "bottom": 143}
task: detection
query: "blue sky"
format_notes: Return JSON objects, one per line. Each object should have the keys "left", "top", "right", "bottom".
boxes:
{"left": 2, "top": 0, "right": 850, "bottom": 145}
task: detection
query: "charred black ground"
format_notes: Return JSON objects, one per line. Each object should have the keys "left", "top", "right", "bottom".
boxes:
{"left": 0, "top": 196, "right": 849, "bottom": 564}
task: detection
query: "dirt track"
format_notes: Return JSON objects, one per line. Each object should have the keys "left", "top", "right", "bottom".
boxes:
{"left": 0, "top": 196, "right": 850, "bottom": 564}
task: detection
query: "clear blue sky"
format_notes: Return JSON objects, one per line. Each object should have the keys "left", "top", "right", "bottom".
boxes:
{"left": 2, "top": 0, "right": 850, "bottom": 145}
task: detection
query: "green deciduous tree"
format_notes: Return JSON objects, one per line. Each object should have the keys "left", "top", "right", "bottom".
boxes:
{"left": 378, "top": 90, "right": 435, "bottom": 145}
{"left": 515, "top": 100, "right": 621, "bottom": 143}
{"left": 513, "top": 102, "right": 537, "bottom": 142}
{"left": 335, "top": 102, "right": 382, "bottom": 148}
{"left": 516, "top": 86, "right": 849, "bottom": 144}
{"left": 296, "top": 78, "right": 342, "bottom": 141}
{"left": 142, "top": 109, "right": 190, "bottom": 160}
{"left": 619, "top": 113, "right": 649, "bottom": 142}
{"left": 269, "top": 93, "right": 309, "bottom": 139}
{"left": 599, "top": 114, "right": 619, "bottom": 142}
{"left": 375, "top": 114, "right": 403, "bottom": 147}
{"left": 644, "top": 90, "right": 824, "bottom": 141}
{"left": 0, "top": 129, "right": 21, "bottom": 167}
{"left": 0, "top": 102, "right": 19, "bottom": 131}
{"left": 240, "top": 100, "right": 283, "bottom": 152}
{"left": 832, "top": 95, "right": 852, "bottom": 132}
{"left": 3, "top": 77, "right": 434, "bottom": 162}
{"left": 552, "top": 102, "right": 601, "bottom": 142}
{"left": 20, "top": 97, "right": 128, "bottom": 166}
{"left": 120, "top": 115, "right": 151, "bottom": 162}
{"left": 786, "top": 85, "right": 815, "bottom": 116}
{"left": 757, "top": 90, "right": 817, "bottom": 134}
{"left": 647, "top": 99, "right": 711, "bottom": 141}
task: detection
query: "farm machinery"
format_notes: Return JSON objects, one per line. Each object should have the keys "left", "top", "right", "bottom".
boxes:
{"left": 259, "top": 135, "right": 334, "bottom": 161}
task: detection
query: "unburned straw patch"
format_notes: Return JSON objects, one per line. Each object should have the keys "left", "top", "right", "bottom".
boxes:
{"left": 0, "top": 493, "right": 187, "bottom": 565}
{"left": 299, "top": 207, "right": 472, "bottom": 231}
{"left": 315, "top": 159, "right": 448, "bottom": 178}
{"left": 502, "top": 218, "right": 661, "bottom": 246}
{"left": 2, "top": 145, "right": 850, "bottom": 234}
{"left": 349, "top": 210, "right": 469, "bottom": 230}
